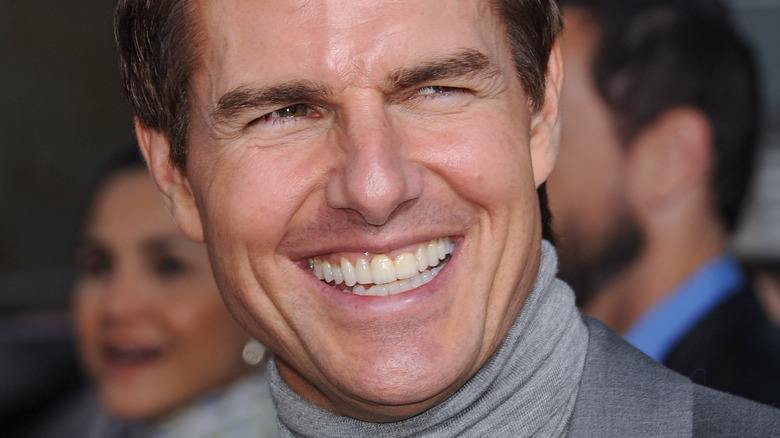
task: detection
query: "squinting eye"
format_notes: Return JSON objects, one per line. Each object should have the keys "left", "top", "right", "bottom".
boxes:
{"left": 265, "top": 103, "right": 310, "bottom": 119}
{"left": 417, "top": 86, "right": 462, "bottom": 96}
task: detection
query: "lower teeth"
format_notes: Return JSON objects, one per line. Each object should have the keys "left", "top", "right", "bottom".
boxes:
{"left": 340, "top": 257, "right": 448, "bottom": 296}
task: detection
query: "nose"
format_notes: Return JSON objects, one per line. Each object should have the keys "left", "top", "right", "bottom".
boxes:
{"left": 101, "top": 266, "right": 146, "bottom": 322}
{"left": 326, "top": 103, "right": 424, "bottom": 226}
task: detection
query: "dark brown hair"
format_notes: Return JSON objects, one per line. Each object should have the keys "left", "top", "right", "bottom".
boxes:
{"left": 114, "top": 0, "right": 201, "bottom": 169}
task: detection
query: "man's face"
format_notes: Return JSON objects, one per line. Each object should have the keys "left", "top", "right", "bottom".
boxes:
{"left": 546, "top": 9, "right": 644, "bottom": 305}
{"left": 149, "top": 0, "right": 559, "bottom": 421}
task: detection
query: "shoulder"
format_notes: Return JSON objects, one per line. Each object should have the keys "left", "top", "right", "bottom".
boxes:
{"left": 568, "top": 317, "right": 780, "bottom": 437}
{"left": 569, "top": 318, "right": 693, "bottom": 437}
{"left": 666, "top": 288, "right": 780, "bottom": 406}
{"left": 692, "top": 384, "right": 780, "bottom": 437}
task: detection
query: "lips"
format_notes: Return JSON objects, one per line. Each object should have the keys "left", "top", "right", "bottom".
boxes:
{"left": 308, "top": 237, "right": 454, "bottom": 296}
{"left": 104, "top": 345, "right": 162, "bottom": 367}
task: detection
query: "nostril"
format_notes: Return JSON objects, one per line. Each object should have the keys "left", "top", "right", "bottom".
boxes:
{"left": 326, "top": 159, "right": 424, "bottom": 227}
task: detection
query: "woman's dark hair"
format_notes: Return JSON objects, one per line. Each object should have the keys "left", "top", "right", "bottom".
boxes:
{"left": 92, "top": 141, "right": 147, "bottom": 191}
{"left": 80, "top": 140, "right": 147, "bottom": 228}
{"left": 75, "top": 140, "right": 148, "bottom": 271}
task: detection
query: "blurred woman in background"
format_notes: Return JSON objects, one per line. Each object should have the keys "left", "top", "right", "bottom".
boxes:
{"left": 37, "top": 144, "right": 277, "bottom": 437}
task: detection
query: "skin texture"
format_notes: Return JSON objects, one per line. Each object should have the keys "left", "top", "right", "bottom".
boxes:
{"left": 73, "top": 170, "right": 251, "bottom": 421}
{"left": 138, "top": 0, "right": 562, "bottom": 422}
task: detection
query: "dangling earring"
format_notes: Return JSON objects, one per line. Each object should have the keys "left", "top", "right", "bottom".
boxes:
{"left": 242, "top": 338, "right": 266, "bottom": 366}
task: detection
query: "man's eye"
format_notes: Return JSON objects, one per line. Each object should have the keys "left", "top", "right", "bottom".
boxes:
{"left": 417, "top": 86, "right": 463, "bottom": 96}
{"left": 265, "top": 103, "right": 310, "bottom": 119}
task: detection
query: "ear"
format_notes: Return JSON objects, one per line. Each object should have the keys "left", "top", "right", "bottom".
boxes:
{"left": 627, "top": 107, "right": 712, "bottom": 213}
{"left": 530, "top": 41, "right": 564, "bottom": 188}
{"left": 135, "top": 120, "right": 205, "bottom": 242}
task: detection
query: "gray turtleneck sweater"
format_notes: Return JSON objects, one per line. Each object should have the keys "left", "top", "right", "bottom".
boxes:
{"left": 267, "top": 241, "right": 780, "bottom": 437}
{"left": 268, "top": 241, "right": 589, "bottom": 437}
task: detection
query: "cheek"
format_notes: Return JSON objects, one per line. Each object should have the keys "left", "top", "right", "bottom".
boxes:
{"left": 418, "top": 120, "right": 534, "bottom": 210}
{"left": 72, "top": 287, "right": 103, "bottom": 376}
{"left": 199, "top": 146, "right": 325, "bottom": 256}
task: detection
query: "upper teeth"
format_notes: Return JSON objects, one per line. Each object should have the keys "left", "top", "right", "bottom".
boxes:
{"left": 309, "top": 237, "right": 454, "bottom": 296}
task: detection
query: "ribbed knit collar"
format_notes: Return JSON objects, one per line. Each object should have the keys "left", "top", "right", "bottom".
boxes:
{"left": 268, "top": 241, "right": 589, "bottom": 437}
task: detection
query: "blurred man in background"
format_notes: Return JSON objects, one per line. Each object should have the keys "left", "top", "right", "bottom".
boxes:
{"left": 548, "top": 0, "right": 780, "bottom": 406}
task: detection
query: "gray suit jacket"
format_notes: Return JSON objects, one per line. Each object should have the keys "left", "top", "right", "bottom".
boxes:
{"left": 569, "top": 318, "right": 780, "bottom": 437}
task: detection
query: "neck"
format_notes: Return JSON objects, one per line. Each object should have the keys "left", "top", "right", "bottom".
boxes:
{"left": 583, "top": 211, "right": 726, "bottom": 334}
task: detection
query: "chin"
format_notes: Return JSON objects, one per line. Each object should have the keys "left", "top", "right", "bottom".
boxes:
{"left": 325, "top": 330, "right": 480, "bottom": 412}
{"left": 99, "top": 384, "right": 176, "bottom": 422}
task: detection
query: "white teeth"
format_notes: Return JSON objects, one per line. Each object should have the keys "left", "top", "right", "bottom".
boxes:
{"left": 415, "top": 245, "right": 429, "bottom": 272}
{"left": 323, "top": 261, "right": 334, "bottom": 283}
{"left": 340, "top": 257, "right": 356, "bottom": 287}
{"left": 427, "top": 240, "right": 439, "bottom": 268}
{"left": 437, "top": 238, "right": 447, "bottom": 260}
{"left": 393, "top": 253, "right": 418, "bottom": 280}
{"left": 309, "top": 237, "right": 454, "bottom": 296}
{"left": 313, "top": 259, "right": 323, "bottom": 278}
{"left": 332, "top": 264, "right": 343, "bottom": 285}
{"left": 368, "top": 284, "right": 389, "bottom": 296}
{"left": 370, "top": 255, "right": 397, "bottom": 285}
{"left": 355, "top": 258, "right": 372, "bottom": 285}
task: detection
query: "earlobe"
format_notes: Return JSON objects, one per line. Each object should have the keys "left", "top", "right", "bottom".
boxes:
{"left": 530, "top": 41, "right": 564, "bottom": 187}
{"left": 135, "top": 120, "right": 206, "bottom": 242}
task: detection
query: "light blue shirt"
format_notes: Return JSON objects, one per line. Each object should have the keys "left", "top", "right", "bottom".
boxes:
{"left": 623, "top": 256, "right": 745, "bottom": 363}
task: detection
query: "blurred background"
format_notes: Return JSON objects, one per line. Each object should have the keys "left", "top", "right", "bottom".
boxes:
{"left": 1, "top": 3, "right": 132, "bottom": 432}
{"left": 1, "top": 1, "right": 132, "bottom": 311}
{"left": 0, "top": 0, "right": 778, "bottom": 306}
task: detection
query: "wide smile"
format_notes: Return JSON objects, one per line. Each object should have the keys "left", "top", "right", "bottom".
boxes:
{"left": 308, "top": 237, "right": 455, "bottom": 296}
{"left": 104, "top": 345, "right": 162, "bottom": 366}
{"left": 100, "top": 339, "right": 166, "bottom": 377}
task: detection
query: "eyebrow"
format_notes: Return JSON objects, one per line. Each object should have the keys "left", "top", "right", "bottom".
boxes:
{"left": 75, "top": 235, "right": 104, "bottom": 254}
{"left": 213, "top": 81, "right": 332, "bottom": 126}
{"left": 141, "top": 234, "right": 198, "bottom": 253}
{"left": 385, "top": 49, "right": 500, "bottom": 94}
{"left": 212, "top": 49, "right": 499, "bottom": 124}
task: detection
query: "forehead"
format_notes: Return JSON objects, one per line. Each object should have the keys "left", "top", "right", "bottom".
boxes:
{"left": 90, "top": 172, "right": 174, "bottom": 236}
{"left": 190, "top": 0, "right": 507, "bottom": 96}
